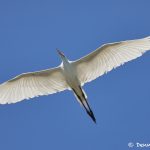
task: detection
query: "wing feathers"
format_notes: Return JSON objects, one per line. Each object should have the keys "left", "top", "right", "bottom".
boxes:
{"left": 0, "top": 37, "right": 149, "bottom": 104}
{"left": 0, "top": 67, "right": 68, "bottom": 104}
{"left": 73, "top": 36, "right": 150, "bottom": 85}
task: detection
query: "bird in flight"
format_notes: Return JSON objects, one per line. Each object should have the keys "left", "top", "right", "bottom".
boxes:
{"left": 0, "top": 36, "right": 150, "bottom": 123}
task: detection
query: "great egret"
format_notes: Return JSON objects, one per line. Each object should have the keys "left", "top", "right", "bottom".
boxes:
{"left": 0, "top": 36, "right": 150, "bottom": 123}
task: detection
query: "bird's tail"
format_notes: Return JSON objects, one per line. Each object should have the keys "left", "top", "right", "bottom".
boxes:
{"left": 72, "top": 86, "right": 96, "bottom": 123}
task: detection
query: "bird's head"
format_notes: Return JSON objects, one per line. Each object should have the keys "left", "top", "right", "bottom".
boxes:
{"left": 56, "top": 49, "right": 70, "bottom": 65}
{"left": 57, "top": 49, "right": 65, "bottom": 57}
{"left": 57, "top": 49, "right": 67, "bottom": 61}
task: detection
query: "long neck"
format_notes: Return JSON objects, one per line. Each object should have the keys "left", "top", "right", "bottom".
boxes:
{"left": 62, "top": 57, "right": 69, "bottom": 64}
{"left": 62, "top": 57, "right": 71, "bottom": 68}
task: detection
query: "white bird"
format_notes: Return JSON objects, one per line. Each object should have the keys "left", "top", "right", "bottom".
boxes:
{"left": 0, "top": 36, "right": 150, "bottom": 123}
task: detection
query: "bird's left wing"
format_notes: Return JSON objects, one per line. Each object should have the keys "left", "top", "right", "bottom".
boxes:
{"left": 72, "top": 36, "right": 150, "bottom": 85}
{"left": 0, "top": 67, "right": 68, "bottom": 104}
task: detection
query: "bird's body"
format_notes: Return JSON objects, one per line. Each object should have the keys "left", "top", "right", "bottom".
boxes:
{"left": 0, "top": 36, "right": 150, "bottom": 123}
{"left": 62, "top": 59, "right": 80, "bottom": 88}
{"left": 61, "top": 58, "right": 96, "bottom": 122}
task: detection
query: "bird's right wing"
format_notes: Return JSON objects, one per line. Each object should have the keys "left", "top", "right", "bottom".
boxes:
{"left": 73, "top": 36, "right": 150, "bottom": 85}
{"left": 0, "top": 67, "right": 68, "bottom": 104}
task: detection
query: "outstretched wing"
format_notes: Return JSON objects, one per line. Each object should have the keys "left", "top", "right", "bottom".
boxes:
{"left": 0, "top": 67, "right": 68, "bottom": 104}
{"left": 73, "top": 36, "right": 150, "bottom": 85}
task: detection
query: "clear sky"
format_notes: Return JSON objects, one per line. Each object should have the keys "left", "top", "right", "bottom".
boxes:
{"left": 0, "top": 0, "right": 150, "bottom": 150}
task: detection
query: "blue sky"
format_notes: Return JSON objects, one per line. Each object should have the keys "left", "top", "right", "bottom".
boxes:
{"left": 0, "top": 0, "right": 150, "bottom": 150}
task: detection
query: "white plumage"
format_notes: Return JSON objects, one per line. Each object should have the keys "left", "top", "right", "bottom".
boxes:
{"left": 0, "top": 67, "right": 68, "bottom": 104}
{"left": 73, "top": 36, "right": 150, "bottom": 85}
{"left": 0, "top": 36, "right": 150, "bottom": 123}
